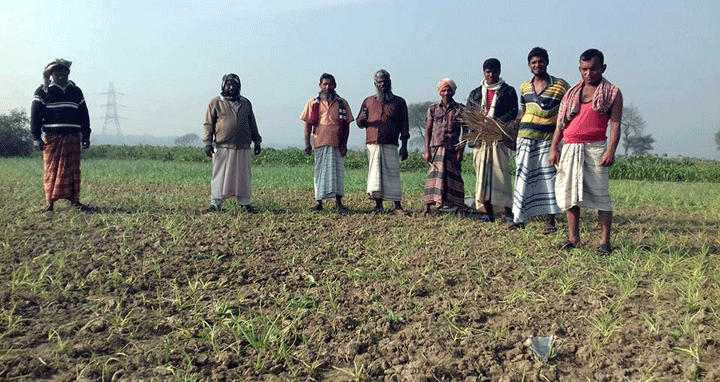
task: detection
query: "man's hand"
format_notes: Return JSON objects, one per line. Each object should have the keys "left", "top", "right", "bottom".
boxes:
{"left": 82, "top": 140, "right": 90, "bottom": 149}
{"left": 422, "top": 151, "right": 431, "bottom": 163}
{"left": 254, "top": 143, "right": 261, "bottom": 155}
{"left": 33, "top": 140, "right": 45, "bottom": 151}
{"left": 399, "top": 146, "right": 408, "bottom": 161}
{"left": 305, "top": 144, "right": 313, "bottom": 156}
{"left": 205, "top": 144, "right": 214, "bottom": 157}
{"left": 548, "top": 149, "right": 559, "bottom": 166}
{"left": 339, "top": 145, "right": 348, "bottom": 157}
{"left": 600, "top": 150, "right": 615, "bottom": 167}
{"left": 454, "top": 149, "right": 464, "bottom": 163}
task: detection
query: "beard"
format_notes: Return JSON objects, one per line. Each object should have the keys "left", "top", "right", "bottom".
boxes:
{"left": 319, "top": 90, "right": 337, "bottom": 101}
{"left": 376, "top": 89, "right": 394, "bottom": 103}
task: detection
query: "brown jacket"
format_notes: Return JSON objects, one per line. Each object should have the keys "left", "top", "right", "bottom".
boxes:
{"left": 203, "top": 95, "right": 261, "bottom": 148}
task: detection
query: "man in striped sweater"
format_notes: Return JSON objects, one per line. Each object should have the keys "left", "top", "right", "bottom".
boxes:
{"left": 30, "top": 58, "right": 91, "bottom": 212}
{"left": 510, "top": 48, "right": 570, "bottom": 233}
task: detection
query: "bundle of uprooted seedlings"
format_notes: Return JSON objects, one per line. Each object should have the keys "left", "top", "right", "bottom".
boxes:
{"left": 457, "top": 108, "right": 519, "bottom": 150}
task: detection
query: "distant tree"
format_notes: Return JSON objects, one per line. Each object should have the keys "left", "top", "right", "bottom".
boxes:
{"left": 174, "top": 133, "right": 201, "bottom": 147}
{"left": 627, "top": 134, "right": 655, "bottom": 155}
{"left": 621, "top": 104, "right": 653, "bottom": 156}
{"left": 715, "top": 130, "right": 720, "bottom": 152}
{"left": 0, "top": 109, "right": 33, "bottom": 157}
{"left": 407, "top": 101, "right": 433, "bottom": 150}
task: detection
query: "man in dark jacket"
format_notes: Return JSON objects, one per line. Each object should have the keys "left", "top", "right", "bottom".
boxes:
{"left": 466, "top": 58, "right": 518, "bottom": 222}
{"left": 31, "top": 58, "right": 91, "bottom": 212}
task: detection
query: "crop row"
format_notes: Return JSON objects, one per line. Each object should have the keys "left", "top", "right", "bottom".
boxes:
{"left": 26, "top": 145, "right": 720, "bottom": 183}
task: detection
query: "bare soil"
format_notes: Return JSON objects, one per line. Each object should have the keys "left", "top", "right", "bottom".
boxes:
{"left": 1, "top": 184, "right": 719, "bottom": 381}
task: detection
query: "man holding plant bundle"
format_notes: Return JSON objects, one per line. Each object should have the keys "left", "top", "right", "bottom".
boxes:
{"left": 301, "top": 73, "right": 354, "bottom": 214}
{"left": 203, "top": 73, "right": 262, "bottom": 213}
{"left": 31, "top": 58, "right": 92, "bottom": 213}
{"left": 422, "top": 78, "right": 466, "bottom": 216}
{"left": 356, "top": 69, "right": 410, "bottom": 215}
{"left": 510, "top": 47, "right": 570, "bottom": 233}
{"left": 549, "top": 48, "right": 623, "bottom": 256}
{"left": 466, "top": 58, "right": 518, "bottom": 223}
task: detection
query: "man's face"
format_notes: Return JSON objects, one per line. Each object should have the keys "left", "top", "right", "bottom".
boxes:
{"left": 223, "top": 81, "right": 240, "bottom": 97}
{"left": 528, "top": 56, "right": 548, "bottom": 77}
{"left": 439, "top": 87, "right": 455, "bottom": 99}
{"left": 579, "top": 57, "right": 606, "bottom": 85}
{"left": 374, "top": 76, "right": 391, "bottom": 93}
{"left": 319, "top": 78, "right": 336, "bottom": 94}
{"left": 375, "top": 76, "right": 391, "bottom": 93}
{"left": 51, "top": 67, "right": 70, "bottom": 86}
{"left": 483, "top": 69, "right": 499, "bottom": 85}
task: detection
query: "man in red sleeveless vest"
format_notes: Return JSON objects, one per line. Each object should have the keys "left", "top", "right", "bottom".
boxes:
{"left": 549, "top": 49, "right": 623, "bottom": 255}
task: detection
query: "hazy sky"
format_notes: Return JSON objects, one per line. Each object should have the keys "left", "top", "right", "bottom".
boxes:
{"left": 2, "top": 0, "right": 718, "bottom": 158}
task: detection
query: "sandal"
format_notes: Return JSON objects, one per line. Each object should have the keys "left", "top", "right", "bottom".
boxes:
{"left": 542, "top": 224, "right": 558, "bottom": 235}
{"left": 555, "top": 239, "right": 578, "bottom": 250}
{"left": 597, "top": 244, "right": 612, "bottom": 256}
{"left": 507, "top": 222, "right": 525, "bottom": 230}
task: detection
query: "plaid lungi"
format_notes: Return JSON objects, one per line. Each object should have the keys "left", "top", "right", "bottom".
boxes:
{"left": 43, "top": 134, "right": 82, "bottom": 203}
{"left": 314, "top": 145, "right": 345, "bottom": 200}
{"left": 473, "top": 141, "right": 512, "bottom": 210}
{"left": 211, "top": 147, "right": 252, "bottom": 205}
{"left": 555, "top": 141, "right": 612, "bottom": 212}
{"left": 424, "top": 146, "right": 464, "bottom": 207}
{"left": 512, "top": 138, "right": 561, "bottom": 223}
{"left": 366, "top": 144, "right": 402, "bottom": 202}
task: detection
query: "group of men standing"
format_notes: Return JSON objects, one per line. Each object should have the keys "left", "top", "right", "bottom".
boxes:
{"left": 419, "top": 47, "right": 623, "bottom": 254}
{"left": 30, "top": 46, "right": 622, "bottom": 254}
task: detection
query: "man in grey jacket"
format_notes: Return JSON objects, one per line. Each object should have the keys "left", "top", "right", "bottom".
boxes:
{"left": 203, "top": 74, "right": 262, "bottom": 213}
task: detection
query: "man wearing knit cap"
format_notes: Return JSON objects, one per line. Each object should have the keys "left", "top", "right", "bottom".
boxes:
{"left": 203, "top": 73, "right": 262, "bottom": 213}
{"left": 422, "top": 78, "right": 466, "bottom": 216}
{"left": 31, "top": 58, "right": 91, "bottom": 212}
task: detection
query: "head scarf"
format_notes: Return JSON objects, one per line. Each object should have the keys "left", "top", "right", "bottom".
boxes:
{"left": 43, "top": 58, "right": 72, "bottom": 88}
{"left": 437, "top": 78, "right": 457, "bottom": 94}
{"left": 221, "top": 73, "right": 241, "bottom": 100}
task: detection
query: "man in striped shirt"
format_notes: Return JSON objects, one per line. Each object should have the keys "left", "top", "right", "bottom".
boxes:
{"left": 510, "top": 47, "right": 570, "bottom": 233}
{"left": 31, "top": 58, "right": 91, "bottom": 212}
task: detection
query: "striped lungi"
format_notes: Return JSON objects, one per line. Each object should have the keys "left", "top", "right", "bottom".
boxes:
{"left": 366, "top": 144, "right": 402, "bottom": 202}
{"left": 512, "top": 138, "right": 561, "bottom": 223}
{"left": 473, "top": 141, "right": 512, "bottom": 210}
{"left": 314, "top": 145, "right": 345, "bottom": 200}
{"left": 211, "top": 147, "right": 252, "bottom": 205}
{"left": 424, "top": 146, "right": 464, "bottom": 207}
{"left": 555, "top": 141, "right": 612, "bottom": 212}
{"left": 43, "top": 134, "right": 82, "bottom": 203}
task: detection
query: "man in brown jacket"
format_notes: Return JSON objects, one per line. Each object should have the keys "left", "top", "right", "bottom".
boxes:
{"left": 203, "top": 73, "right": 262, "bottom": 213}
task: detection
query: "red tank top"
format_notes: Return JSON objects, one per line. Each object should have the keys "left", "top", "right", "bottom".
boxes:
{"left": 563, "top": 102, "right": 610, "bottom": 144}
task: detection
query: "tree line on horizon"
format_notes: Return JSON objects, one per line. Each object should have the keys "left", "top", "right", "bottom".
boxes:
{"left": 0, "top": 106, "right": 709, "bottom": 159}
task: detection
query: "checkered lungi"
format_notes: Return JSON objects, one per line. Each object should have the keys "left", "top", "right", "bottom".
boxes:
{"left": 43, "top": 134, "right": 82, "bottom": 203}
{"left": 424, "top": 146, "right": 464, "bottom": 207}
{"left": 314, "top": 145, "right": 345, "bottom": 200}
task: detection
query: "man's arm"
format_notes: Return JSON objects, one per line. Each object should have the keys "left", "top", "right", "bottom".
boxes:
{"left": 422, "top": 106, "right": 433, "bottom": 163}
{"left": 30, "top": 87, "right": 45, "bottom": 149}
{"left": 548, "top": 126, "right": 564, "bottom": 166}
{"left": 77, "top": 89, "right": 91, "bottom": 147}
{"left": 356, "top": 99, "right": 368, "bottom": 128}
{"left": 248, "top": 103, "right": 262, "bottom": 155}
{"left": 496, "top": 86, "right": 519, "bottom": 124}
{"left": 399, "top": 99, "right": 409, "bottom": 160}
{"left": 203, "top": 100, "right": 217, "bottom": 157}
{"left": 600, "top": 90, "right": 624, "bottom": 167}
